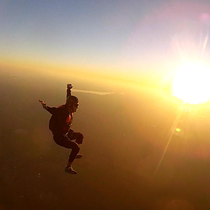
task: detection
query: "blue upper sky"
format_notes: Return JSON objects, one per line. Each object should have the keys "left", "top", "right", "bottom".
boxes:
{"left": 1, "top": 0, "right": 210, "bottom": 83}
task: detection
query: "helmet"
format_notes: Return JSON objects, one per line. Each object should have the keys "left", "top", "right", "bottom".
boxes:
{"left": 66, "top": 95, "right": 79, "bottom": 105}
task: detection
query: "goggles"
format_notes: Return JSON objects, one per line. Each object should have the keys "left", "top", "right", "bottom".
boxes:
{"left": 74, "top": 103, "right": 79, "bottom": 108}
{"left": 69, "top": 103, "right": 79, "bottom": 108}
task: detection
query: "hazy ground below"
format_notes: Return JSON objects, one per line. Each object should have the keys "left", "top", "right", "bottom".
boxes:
{"left": 1, "top": 68, "right": 210, "bottom": 210}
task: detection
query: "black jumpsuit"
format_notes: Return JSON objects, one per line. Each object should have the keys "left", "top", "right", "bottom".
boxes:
{"left": 45, "top": 104, "right": 83, "bottom": 162}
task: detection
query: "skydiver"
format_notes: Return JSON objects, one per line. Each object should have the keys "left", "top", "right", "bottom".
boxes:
{"left": 39, "top": 84, "right": 83, "bottom": 174}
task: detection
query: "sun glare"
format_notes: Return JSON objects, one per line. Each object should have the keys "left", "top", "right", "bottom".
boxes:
{"left": 172, "top": 61, "right": 210, "bottom": 104}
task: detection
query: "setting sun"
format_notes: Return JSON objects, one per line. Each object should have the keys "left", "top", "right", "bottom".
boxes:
{"left": 172, "top": 61, "right": 210, "bottom": 104}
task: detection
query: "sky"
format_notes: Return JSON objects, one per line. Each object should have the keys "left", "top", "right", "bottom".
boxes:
{"left": 1, "top": 0, "right": 210, "bottom": 84}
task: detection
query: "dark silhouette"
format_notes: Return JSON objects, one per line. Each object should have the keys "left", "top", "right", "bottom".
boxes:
{"left": 39, "top": 84, "right": 83, "bottom": 174}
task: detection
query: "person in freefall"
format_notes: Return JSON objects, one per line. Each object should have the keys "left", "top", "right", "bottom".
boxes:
{"left": 39, "top": 84, "right": 83, "bottom": 174}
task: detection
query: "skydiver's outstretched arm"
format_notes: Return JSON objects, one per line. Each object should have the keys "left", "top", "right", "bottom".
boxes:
{"left": 39, "top": 100, "right": 56, "bottom": 114}
{"left": 67, "top": 84, "right": 73, "bottom": 99}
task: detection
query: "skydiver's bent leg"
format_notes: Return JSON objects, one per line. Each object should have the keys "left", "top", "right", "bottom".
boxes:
{"left": 53, "top": 133, "right": 80, "bottom": 160}
{"left": 53, "top": 133, "right": 80, "bottom": 174}
{"left": 67, "top": 131, "right": 84, "bottom": 158}
{"left": 67, "top": 131, "right": 84, "bottom": 144}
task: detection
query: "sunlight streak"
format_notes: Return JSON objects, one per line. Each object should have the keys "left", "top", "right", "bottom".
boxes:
{"left": 201, "top": 34, "right": 208, "bottom": 58}
{"left": 155, "top": 104, "right": 185, "bottom": 175}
